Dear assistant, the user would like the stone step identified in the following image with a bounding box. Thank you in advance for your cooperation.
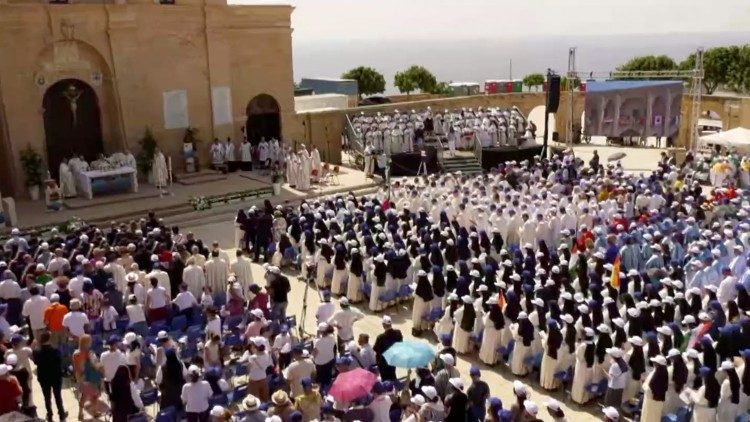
[175,170,228,185]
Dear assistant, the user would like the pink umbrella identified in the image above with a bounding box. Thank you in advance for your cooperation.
[328,368,378,402]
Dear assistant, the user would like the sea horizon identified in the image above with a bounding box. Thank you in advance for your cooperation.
[292,31,750,94]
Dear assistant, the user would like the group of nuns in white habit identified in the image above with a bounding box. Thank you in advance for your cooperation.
[259,147,750,422]
[209,136,284,172]
[284,144,322,191]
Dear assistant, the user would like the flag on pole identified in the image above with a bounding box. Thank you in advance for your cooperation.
[610,255,621,289]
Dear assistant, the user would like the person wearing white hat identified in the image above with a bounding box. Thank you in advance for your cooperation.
[181,364,213,420]
[411,270,434,335]
[545,398,566,422]
[602,405,620,421]
[571,327,596,404]
[478,295,504,365]
[444,378,469,421]
[718,360,741,422]
[641,355,669,422]
[345,248,365,303]
[452,295,480,354]
[603,347,628,408]
[434,354,459,399]
[509,312,533,376]
[327,296,364,353]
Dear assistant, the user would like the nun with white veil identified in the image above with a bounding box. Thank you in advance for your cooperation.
[411,270,434,335]
[369,254,388,312]
[434,294,459,339]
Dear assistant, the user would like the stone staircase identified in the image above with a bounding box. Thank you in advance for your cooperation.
[174,169,227,185]
[442,155,483,175]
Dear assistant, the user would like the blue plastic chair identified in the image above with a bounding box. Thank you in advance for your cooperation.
[127,414,149,422]
[234,363,249,383]
[286,315,297,328]
[179,345,197,362]
[224,334,242,348]
[170,315,188,332]
[116,317,131,333]
[149,320,169,336]
[208,393,228,408]
[187,325,204,342]
[140,389,159,414]
[213,291,227,308]
[156,406,176,422]
[397,284,413,298]
[129,321,149,338]
[224,315,244,333]
[231,384,248,403]
[362,283,372,298]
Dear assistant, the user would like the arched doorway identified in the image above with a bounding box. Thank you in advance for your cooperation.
[245,94,280,145]
[43,79,103,178]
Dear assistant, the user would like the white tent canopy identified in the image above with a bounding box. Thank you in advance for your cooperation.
[699,127,750,147]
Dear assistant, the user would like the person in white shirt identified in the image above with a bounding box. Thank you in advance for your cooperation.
[313,323,337,388]
[21,286,50,341]
[182,365,213,419]
[62,299,90,339]
[315,290,335,325]
[272,324,295,369]
[145,260,171,300]
[100,335,128,382]
[68,271,91,299]
[172,283,198,318]
[243,337,273,402]
[283,347,316,398]
[100,301,119,332]
[0,271,21,300]
[604,347,629,409]
[46,249,69,276]
[126,295,146,325]
[146,277,170,322]
[327,297,364,351]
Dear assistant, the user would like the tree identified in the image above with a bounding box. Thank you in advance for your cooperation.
[393,65,439,94]
[432,81,452,95]
[617,55,678,72]
[522,73,545,91]
[680,46,741,94]
[560,76,581,91]
[341,66,386,97]
[394,70,417,95]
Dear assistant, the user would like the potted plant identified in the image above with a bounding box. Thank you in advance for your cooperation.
[136,127,158,182]
[271,168,284,195]
[20,145,44,200]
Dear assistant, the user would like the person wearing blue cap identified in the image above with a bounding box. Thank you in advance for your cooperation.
[498,408,513,422]
[467,366,489,422]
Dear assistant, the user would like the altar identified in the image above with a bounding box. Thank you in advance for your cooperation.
[75,166,138,199]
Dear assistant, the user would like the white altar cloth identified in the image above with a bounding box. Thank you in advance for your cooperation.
[75,166,138,199]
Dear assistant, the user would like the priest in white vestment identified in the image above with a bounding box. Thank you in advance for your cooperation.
[59,160,77,198]
[104,261,127,294]
[311,147,322,181]
[204,251,229,293]
[146,259,172,299]
[182,258,206,299]
[297,148,312,191]
[239,139,253,171]
[230,250,254,291]
[153,149,169,190]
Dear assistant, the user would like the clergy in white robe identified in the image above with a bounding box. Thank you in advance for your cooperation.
[204,252,229,293]
[223,138,236,170]
[258,139,270,166]
[239,140,253,171]
[59,160,77,198]
[297,149,312,191]
[210,139,225,167]
[231,251,254,292]
[182,259,206,299]
[153,149,168,189]
[105,261,127,294]
[311,147,322,181]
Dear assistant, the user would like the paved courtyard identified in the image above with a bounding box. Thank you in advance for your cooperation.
[19,144,670,421]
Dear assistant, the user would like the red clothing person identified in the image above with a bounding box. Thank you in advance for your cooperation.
[0,369,22,416]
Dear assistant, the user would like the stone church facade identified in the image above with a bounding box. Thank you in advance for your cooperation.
[0,0,295,196]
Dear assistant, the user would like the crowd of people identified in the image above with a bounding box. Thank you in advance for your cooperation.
[352,107,537,159]
[2,141,750,422]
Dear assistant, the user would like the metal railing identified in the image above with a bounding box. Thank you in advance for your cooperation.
[344,114,364,169]
[473,133,483,164]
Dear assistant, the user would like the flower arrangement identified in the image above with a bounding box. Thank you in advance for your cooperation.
[189,196,211,211]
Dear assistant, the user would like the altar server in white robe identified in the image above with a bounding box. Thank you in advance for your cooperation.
[311,147,322,181]
[286,152,298,187]
[182,257,206,299]
[146,256,172,299]
[59,160,77,198]
[223,138,236,164]
[153,148,169,191]
[230,250,254,292]
[452,295,480,354]
[411,270,433,334]
[363,142,374,177]
[204,250,228,293]
[239,139,253,171]
[447,127,458,157]
[478,296,503,365]
[641,355,669,422]
[571,328,596,404]
[258,138,270,167]
[510,312,534,376]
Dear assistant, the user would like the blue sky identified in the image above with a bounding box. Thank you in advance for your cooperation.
[232,0,750,42]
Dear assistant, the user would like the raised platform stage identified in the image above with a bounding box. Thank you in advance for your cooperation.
[480,145,543,171]
[386,147,441,176]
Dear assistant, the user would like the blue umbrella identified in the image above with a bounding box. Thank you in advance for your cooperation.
[382,340,436,368]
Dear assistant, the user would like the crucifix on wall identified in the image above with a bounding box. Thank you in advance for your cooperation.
[62,84,82,127]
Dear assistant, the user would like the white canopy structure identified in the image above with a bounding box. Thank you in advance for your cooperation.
[699,127,750,149]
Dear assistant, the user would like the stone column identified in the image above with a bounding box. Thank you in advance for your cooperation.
[645,92,653,137]
[612,94,622,137]
[664,90,672,138]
